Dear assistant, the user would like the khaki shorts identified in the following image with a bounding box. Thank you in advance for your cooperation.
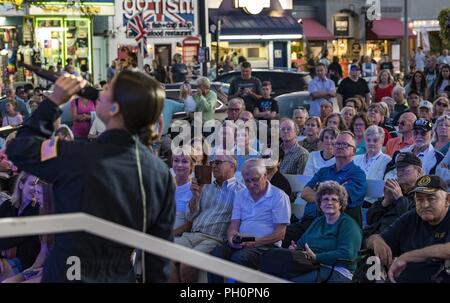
[175,232,223,255]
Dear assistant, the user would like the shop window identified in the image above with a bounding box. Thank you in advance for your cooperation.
[247,48,260,58]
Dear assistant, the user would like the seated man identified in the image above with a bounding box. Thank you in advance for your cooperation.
[171,153,245,283]
[367,175,450,283]
[208,159,291,283]
[363,153,423,240]
[282,132,367,247]
[302,131,367,225]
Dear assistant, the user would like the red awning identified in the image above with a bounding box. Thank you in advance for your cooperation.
[301,18,334,41]
[367,19,415,40]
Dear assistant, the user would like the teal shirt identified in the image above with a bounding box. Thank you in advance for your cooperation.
[355,141,366,155]
[194,90,217,122]
[297,213,362,271]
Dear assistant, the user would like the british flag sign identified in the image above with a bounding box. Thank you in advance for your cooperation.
[127,12,149,57]
[122,0,196,38]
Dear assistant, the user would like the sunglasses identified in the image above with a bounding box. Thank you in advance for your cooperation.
[436,101,449,107]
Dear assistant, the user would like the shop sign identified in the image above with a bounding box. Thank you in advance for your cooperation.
[352,42,361,53]
[334,16,349,37]
[0,0,25,16]
[234,0,270,15]
[123,0,196,38]
[29,3,114,16]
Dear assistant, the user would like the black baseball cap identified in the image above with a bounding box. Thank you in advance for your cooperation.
[413,119,433,132]
[395,152,422,168]
[409,175,447,194]
[350,64,360,71]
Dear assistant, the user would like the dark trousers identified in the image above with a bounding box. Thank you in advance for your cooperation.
[282,217,314,248]
[207,244,273,283]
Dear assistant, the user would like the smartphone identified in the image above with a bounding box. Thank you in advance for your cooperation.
[194,165,212,184]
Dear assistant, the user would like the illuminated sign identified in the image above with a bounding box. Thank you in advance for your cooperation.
[234,0,270,15]
[122,0,196,38]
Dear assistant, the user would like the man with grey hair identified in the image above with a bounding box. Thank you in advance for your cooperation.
[226,97,245,122]
[171,151,245,283]
[368,175,450,283]
[208,158,291,283]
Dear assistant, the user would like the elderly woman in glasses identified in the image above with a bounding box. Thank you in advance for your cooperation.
[300,116,322,153]
[432,115,450,155]
[261,181,362,283]
[304,127,339,176]
[354,125,392,181]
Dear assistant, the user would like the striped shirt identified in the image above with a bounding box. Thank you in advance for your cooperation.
[187,177,245,240]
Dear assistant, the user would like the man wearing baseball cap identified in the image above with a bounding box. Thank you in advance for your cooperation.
[364,152,423,240]
[419,100,433,121]
[368,175,450,283]
[337,64,371,108]
[388,119,444,176]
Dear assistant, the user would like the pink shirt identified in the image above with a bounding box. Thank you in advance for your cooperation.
[70,98,96,138]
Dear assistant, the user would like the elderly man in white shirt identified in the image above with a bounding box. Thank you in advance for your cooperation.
[207,158,291,283]
[386,119,444,179]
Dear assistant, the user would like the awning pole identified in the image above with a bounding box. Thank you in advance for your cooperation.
[403,0,409,76]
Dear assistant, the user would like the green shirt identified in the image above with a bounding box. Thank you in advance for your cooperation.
[194,90,217,122]
[297,213,362,271]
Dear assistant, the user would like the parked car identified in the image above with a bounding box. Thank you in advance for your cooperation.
[275,91,340,119]
[215,69,311,97]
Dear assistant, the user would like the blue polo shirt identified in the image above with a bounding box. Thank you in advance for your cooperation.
[304,161,368,219]
[162,98,185,135]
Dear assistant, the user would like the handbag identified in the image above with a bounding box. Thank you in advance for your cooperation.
[260,248,320,279]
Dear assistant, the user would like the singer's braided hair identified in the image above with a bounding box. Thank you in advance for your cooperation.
[113,70,165,148]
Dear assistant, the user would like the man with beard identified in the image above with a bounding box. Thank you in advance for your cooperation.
[363,153,423,240]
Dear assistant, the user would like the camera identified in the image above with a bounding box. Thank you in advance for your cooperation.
[232,234,255,244]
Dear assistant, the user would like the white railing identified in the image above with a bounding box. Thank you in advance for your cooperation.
[0,213,288,283]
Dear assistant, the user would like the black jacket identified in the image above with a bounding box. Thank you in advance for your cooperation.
[6,99,175,282]
[363,195,415,240]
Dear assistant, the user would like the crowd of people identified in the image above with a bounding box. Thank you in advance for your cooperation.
[0,47,449,283]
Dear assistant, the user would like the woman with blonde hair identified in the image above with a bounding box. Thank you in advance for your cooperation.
[432,115,450,155]
[0,172,54,283]
[340,106,356,129]
[432,96,449,121]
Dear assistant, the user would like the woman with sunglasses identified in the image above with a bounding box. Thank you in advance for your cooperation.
[432,115,450,155]
[432,96,449,121]
[300,117,322,153]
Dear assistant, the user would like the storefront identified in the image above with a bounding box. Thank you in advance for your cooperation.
[366,19,415,74]
[0,2,26,85]
[28,0,114,74]
[410,20,441,54]
[209,0,303,69]
[115,0,200,77]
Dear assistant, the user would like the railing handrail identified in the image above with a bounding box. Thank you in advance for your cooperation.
[0,213,288,283]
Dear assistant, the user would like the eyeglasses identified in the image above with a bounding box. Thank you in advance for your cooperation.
[413,130,429,137]
[228,108,241,112]
[334,142,355,149]
[209,160,231,166]
[436,101,449,107]
[243,175,264,185]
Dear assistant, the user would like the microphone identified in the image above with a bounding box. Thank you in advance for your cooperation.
[20,63,100,101]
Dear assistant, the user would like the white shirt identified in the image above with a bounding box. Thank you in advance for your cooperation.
[89,116,106,137]
[183,96,196,113]
[415,52,426,71]
[304,151,336,176]
[232,182,291,247]
[354,151,391,180]
[401,144,439,175]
